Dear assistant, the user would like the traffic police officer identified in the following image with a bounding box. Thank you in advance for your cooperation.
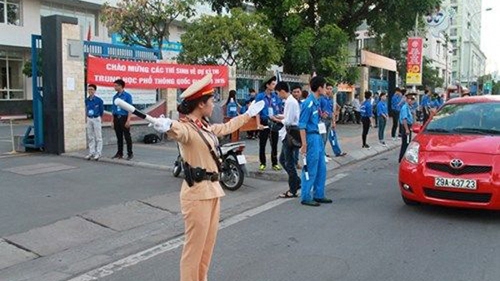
[298,76,333,207]
[152,74,265,281]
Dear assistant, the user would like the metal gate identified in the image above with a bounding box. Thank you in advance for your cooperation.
[24,35,161,150]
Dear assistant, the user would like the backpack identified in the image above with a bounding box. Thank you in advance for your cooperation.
[143,133,161,144]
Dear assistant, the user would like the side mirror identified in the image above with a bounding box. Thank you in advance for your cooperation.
[412,124,423,134]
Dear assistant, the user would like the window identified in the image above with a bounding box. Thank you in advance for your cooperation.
[450,28,457,36]
[0,0,21,25]
[436,43,441,58]
[0,51,24,100]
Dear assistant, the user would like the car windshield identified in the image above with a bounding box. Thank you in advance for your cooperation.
[425,102,500,135]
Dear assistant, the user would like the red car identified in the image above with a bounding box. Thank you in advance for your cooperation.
[399,95,500,210]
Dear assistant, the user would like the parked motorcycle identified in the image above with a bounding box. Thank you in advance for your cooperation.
[172,141,247,191]
[340,104,356,124]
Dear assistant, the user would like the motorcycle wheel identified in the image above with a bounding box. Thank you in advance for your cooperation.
[172,156,182,177]
[220,159,244,191]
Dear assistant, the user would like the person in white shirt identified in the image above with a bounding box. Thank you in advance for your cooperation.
[352,93,361,124]
[275,82,301,198]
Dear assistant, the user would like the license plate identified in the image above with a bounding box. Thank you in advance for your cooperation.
[434,177,477,190]
[236,155,247,165]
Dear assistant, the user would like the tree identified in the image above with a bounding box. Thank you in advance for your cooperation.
[177,8,283,73]
[204,0,440,81]
[421,57,444,89]
[100,0,196,58]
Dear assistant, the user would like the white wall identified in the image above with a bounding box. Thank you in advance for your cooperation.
[0,0,41,48]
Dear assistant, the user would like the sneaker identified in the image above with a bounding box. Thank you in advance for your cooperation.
[325,156,330,163]
[314,197,333,204]
[392,137,397,141]
[301,200,321,207]
[380,141,387,147]
[84,154,93,160]
[126,154,134,161]
[259,164,266,171]
[335,152,347,157]
[363,144,371,149]
[93,155,100,161]
[272,164,282,171]
[111,153,123,159]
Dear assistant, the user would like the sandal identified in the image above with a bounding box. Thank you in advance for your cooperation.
[278,191,298,198]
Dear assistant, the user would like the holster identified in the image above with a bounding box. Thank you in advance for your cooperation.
[183,162,195,187]
[182,162,218,187]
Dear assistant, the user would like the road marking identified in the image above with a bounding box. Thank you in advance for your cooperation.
[67,173,348,281]
[326,173,348,186]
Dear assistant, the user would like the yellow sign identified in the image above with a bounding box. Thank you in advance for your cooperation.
[406,73,422,85]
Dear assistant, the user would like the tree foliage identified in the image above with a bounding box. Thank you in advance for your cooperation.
[100,0,197,58]
[421,57,444,89]
[177,8,283,73]
[204,0,441,82]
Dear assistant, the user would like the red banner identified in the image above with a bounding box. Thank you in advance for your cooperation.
[405,37,423,85]
[86,56,229,89]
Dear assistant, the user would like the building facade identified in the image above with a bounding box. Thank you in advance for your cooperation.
[0,0,195,115]
[449,0,487,91]
[423,27,453,90]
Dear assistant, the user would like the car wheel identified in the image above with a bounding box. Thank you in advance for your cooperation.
[402,195,420,206]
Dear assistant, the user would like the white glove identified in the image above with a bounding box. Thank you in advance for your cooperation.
[152,116,172,133]
[245,100,265,117]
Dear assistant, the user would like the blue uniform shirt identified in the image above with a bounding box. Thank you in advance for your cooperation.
[360,99,373,118]
[298,94,321,134]
[430,98,441,109]
[376,100,388,117]
[85,95,104,118]
[255,91,282,121]
[399,103,414,125]
[421,95,430,108]
[112,91,133,116]
[391,93,403,112]
[319,95,334,118]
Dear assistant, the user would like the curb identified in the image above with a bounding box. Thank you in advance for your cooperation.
[64,142,400,182]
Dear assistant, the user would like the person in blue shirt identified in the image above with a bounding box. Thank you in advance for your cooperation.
[85,84,104,160]
[224,90,240,118]
[320,83,347,158]
[298,76,332,207]
[390,87,404,140]
[111,79,134,160]
[398,92,416,162]
[360,91,373,149]
[255,76,283,171]
[245,88,257,139]
[372,92,379,128]
[376,92,389,146]
[421,89,432,123]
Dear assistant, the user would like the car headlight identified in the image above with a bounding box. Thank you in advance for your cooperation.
[404,142,420,164]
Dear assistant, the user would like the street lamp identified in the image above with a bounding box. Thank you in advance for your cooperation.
[466,8,492,90]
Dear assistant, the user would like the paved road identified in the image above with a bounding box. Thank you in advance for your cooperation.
[0,154,183,237]
[88,149,500,281]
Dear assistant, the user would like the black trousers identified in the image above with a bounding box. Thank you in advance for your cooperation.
[423,109,430,124]
[113,115,133,156]
[361,117,371,146]
[391,110,400,138]
[399,125,412,162]
[259,126,279,166]
[354,111,361,124]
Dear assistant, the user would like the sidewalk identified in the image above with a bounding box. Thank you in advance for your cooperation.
[66,123,401,181]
